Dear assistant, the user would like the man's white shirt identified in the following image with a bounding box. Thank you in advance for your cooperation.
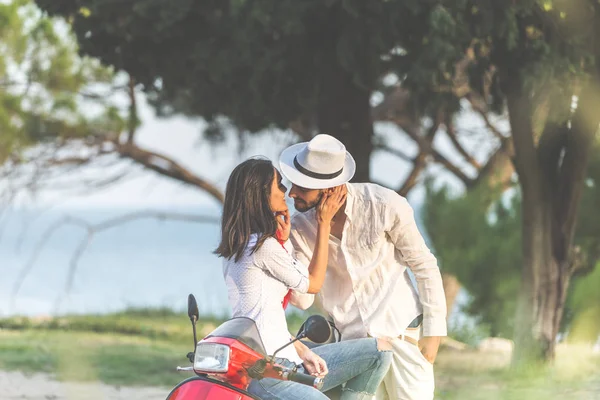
[289,183,447,340]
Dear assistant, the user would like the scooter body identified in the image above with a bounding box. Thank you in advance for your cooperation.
[167,376,258,400]
[166,294,330,400]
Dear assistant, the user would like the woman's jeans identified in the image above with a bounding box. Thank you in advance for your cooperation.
[247,338,392,400]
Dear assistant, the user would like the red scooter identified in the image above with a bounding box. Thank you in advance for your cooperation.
[166,294,332,400]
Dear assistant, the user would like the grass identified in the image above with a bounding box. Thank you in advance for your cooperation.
[434,345,600,399]
[0,329,190,387]
[0,309,599,399]
[0,307,222,343]
[0,307,309,388]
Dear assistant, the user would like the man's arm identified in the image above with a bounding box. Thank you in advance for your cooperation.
[383,191,447,362]
[289,290,315,310]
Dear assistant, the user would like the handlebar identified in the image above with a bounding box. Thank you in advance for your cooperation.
[255,359,325,390]
[285,370,324,390]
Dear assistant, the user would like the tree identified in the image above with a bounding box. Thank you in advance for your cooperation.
[466,1,600,365]
[423,139,600,344]
[0,0,224,209]
[0,0,123,202]
[389,0,600,364]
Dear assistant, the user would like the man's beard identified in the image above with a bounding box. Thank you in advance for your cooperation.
[294,192,323,213]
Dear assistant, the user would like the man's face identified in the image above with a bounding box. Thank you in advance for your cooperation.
[288,184,324,212]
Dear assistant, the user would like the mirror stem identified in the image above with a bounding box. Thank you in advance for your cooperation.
[191,315,198,353]
[271,333,305,361]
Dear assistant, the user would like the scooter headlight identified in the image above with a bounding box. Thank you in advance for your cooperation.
[193,343,230,373]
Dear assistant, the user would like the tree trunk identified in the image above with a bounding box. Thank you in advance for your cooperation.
[512,197,571,364]
[317,65,373,182]
[507,72,600,364]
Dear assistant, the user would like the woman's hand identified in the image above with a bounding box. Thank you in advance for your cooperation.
[316,186,347,225]
[275,209,291,242]
[300,349,329,377]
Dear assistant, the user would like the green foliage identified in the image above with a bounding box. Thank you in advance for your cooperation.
[31,0,598,161]
[575,143,600,268]
[423,183,522,338]
[0,0,123,164]
[447,318,491,347]
[564,142,600,342]
[34,0,452,136]
[567,263,600,343]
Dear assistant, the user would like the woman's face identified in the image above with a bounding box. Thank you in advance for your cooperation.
[269,169,288,213]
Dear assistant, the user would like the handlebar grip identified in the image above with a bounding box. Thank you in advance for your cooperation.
[287,371,324,390]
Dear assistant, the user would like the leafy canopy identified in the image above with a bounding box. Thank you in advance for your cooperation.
[35,0,465,136]
[0,0,123,165]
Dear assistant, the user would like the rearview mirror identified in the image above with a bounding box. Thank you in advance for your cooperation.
[188,294,199,322]
[300,315,331,344]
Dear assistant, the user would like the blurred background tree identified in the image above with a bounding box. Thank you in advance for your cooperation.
[424,139,600,343]
[0,0,124,202]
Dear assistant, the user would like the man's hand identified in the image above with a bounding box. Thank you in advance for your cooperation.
[418,336,441,364]
[301,349,329,377]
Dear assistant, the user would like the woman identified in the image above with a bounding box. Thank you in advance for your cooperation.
[215,158,392,400]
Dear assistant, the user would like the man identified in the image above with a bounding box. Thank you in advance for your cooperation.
[279,134,447,400]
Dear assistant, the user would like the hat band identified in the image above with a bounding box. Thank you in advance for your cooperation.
[293,156,344,180]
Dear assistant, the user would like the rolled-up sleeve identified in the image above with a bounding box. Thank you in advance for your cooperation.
[384,193,447,336]
[256,239,310,294]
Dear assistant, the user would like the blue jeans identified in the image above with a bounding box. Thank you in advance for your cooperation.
[247,338,392,400]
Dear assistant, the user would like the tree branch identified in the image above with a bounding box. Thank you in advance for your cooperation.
[504,82,538,192]
[397,114,444,195]
[127,76,137,144]
[398,151,428,196]
[116,143,224,203]
[469,139,515,190]
[445,116,482,170]
[373,142,413,162]
[467,93,508,141]
[394,118,475,187]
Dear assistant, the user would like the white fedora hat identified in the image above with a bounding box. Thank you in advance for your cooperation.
[279,134,356,189]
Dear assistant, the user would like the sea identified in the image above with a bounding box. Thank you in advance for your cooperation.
[0,206,230,317]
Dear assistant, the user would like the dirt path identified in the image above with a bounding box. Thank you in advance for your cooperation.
[0,370,169,400]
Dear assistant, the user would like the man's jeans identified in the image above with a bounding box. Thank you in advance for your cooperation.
[247,338,392,400]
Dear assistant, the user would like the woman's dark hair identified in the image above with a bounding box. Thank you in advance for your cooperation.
[215,158,279,261]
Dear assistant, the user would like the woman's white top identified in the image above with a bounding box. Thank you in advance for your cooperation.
[223,234,309,365]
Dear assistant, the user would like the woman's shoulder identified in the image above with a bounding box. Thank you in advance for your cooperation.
[253,235,284,254]
[252,235,294,262]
